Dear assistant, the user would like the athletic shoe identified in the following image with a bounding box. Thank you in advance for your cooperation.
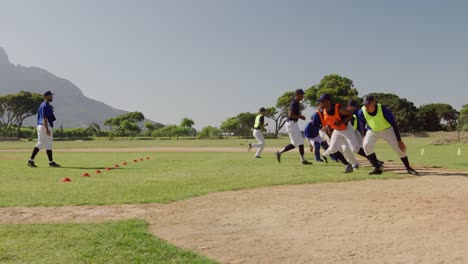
[301,160,313,165]
[322,156,328,163]
[27,160,37,168]
[407,168,420,176]
[344,164,353,173]
[377,160,384,167]
[254,156,262,159]
[369,167,383,175]
[315,159,324,162]
[49,162,61,168]
[275,151,281,163]
[353,165,359,170]
[248,143,252,152]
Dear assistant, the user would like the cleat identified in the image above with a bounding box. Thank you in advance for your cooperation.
[248,143,252,152]
[301,160,313,165]
[407,168,420,176]
[322,156,328,163]
[275,151,281,163]
[369,167,383,175]
[378,160,384,168]
[344,164,353,173]
[27,160,37,168]
[315,159,324,162]
[254,156,262,159]
[49,162,61,168]
[353,165,359,170]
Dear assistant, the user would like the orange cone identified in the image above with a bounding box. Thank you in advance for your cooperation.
[96,170,101,174]
[106,167,112,171]
[82,173,90,177]
[62,177,72,182]
[114,164,120,168]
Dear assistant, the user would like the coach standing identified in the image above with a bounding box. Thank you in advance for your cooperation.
[27,91,61,168]
[358,94,418,175]
[275,89,312,165]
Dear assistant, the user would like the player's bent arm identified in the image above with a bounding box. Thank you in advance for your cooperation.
[336,107,353,126]
[288,109,305,120]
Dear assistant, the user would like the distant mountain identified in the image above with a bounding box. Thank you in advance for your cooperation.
[0,47,153,128]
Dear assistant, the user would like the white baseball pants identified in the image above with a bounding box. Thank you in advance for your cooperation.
[35,125,53,150]
[285,120,303,147]
[251,129,265,157]
[363,127,406,158]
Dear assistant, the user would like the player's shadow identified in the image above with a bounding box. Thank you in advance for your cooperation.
[384,167,468,177]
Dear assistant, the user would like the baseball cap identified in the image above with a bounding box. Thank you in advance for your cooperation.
[362,94,375,105]
[347,99,359,108]
[317,93,332,103]
[295,88,305,95]
[259,107,267,112]
[43,91,54,96]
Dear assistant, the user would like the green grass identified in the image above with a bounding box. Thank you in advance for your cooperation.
[0,137,466,207]
[0,219,216,264]
[0,136,466,263]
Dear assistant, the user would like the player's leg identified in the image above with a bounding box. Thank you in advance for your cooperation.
[252,130,265,158]
[45,129,60,167]
[363,130,383,174]
[341,142,359,169]
[380,128,419,175]
[276,121,296,163]
[28,125,43,167]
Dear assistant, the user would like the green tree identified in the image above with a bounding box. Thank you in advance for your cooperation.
[0,91,43,137]
[180,118,195,128]
[85,122,101,137]
[197,126,222,139]
[220,117,239,133]
[371,93,419,132]
[460,104,468,131]
[417,104,458,131]
[104,111,145,138]
[304,74,359,106]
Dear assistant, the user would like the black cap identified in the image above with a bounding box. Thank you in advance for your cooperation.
[347,99,359,108]
[295,88,305,95]
[259,107,267,112]
[43,91,54,96]
[362,94,375,105]
[317,93,332,103]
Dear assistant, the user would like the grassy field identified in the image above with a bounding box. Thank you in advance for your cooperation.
[0,219,216,264]
[0,136,466,263]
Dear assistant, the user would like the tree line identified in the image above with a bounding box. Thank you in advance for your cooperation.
[1,75,467,139]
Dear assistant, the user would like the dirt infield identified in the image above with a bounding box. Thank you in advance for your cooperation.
[1,147,468,263]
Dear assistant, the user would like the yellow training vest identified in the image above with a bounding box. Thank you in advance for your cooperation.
[254,114,263,129]
[361,103,391,132]
[352,114,358,130]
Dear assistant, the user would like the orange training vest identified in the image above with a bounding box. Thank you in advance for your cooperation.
[316,110,326,127]
[323,104,347,131]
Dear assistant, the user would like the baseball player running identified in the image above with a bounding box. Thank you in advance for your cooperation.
[27,91,60,168]
[304,110,333,162]
[317,93,379,173]
[358,94,419,175]
[275,89,312,165]
[248,107,268,158]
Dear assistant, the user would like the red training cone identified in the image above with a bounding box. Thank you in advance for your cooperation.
[122,162,128,165]
[133,160,138,162]
[96,170,101,174]
[82,173,90,177]
[62,177,72,182]
[114,164,120,168]
[106,167,112,171]
[146,157,150,160]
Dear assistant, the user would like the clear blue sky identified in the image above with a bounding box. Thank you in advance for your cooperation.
[1,0,467,129]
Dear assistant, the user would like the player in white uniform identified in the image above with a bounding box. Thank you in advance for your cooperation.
[275,89,312,165]
[248,107,268,158]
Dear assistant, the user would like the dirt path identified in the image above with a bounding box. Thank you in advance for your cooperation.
[2,163,468,263]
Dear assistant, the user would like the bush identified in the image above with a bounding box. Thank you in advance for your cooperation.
[197,126,223,139]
